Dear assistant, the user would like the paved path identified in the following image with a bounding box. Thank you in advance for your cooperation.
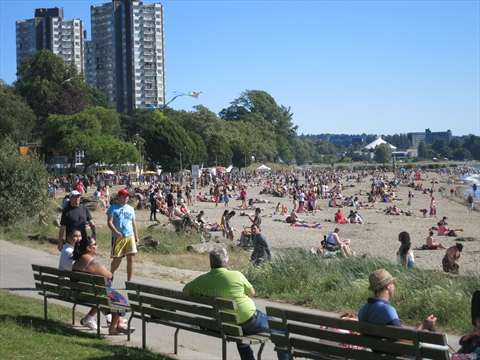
[0,240,461,359]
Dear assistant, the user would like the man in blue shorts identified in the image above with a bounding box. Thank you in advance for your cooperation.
[107,189,139,281]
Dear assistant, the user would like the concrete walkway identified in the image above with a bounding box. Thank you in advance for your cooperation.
[0,240,461,359]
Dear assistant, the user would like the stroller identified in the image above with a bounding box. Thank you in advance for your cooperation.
[239,227,253,249]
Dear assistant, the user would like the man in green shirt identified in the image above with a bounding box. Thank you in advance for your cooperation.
[183,248,286,360]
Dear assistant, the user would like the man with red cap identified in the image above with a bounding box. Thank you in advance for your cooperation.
[107,189,139,281]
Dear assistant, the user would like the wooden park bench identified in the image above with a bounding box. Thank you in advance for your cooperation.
[32,264,131,338]
[266,306,450,360]
[126,282,270,360]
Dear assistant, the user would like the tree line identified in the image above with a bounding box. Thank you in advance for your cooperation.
[1,50,478,173]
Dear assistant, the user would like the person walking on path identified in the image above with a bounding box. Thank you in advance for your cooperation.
[58,190,97,252]
[107,189,139,281]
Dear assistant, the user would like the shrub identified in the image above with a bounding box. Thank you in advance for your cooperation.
[0,138,49,227]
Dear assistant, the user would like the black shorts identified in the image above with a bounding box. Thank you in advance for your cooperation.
[326,244,341,251]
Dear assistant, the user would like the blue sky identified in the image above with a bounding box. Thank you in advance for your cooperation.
[1,0,479,136]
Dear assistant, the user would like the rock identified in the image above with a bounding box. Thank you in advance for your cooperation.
[142,236,159,247]
[81,196,104,211]
[137,199,150,210]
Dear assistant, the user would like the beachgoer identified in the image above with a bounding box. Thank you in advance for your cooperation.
[250,224,272,265]
[325,228,354,257]
[468,193,474,212]
[225,210,236,241]
[426,230,447,249]
[248,208,262,227]
[442,243,463,274]
[358,269,437,331]
[183,248,287,360]
[58,190,97,252]
[458,317,480,354]
[397,231,414,269]
[72,236,133,336]
[107,189,139,282]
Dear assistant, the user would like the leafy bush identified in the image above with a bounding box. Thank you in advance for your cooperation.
[0,138,49,227]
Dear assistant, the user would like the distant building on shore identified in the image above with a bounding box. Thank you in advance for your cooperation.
[408,128,452,148]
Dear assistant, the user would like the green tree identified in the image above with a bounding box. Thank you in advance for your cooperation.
[374,144,392,164]
[463,135,480,160]
[0,80,36,143]
[146,111,195,173]
[448,138,463,151]
[15,50,109,137]
[208,134,233,166]
[219,89,297,152]
[43,107,130,171]
[229,139,251,170]
[0,138,49,226]
[187,131,208,167]
[417,139,428,159]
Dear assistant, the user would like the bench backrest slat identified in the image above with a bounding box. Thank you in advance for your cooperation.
[267,306,449,360]
[33,274,106,295]
[125,282,237,310]
[127,283,245,337]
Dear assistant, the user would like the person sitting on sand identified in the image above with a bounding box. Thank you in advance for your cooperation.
[426,230,447,249]
[437,221,451,236]
[442,243,463,274]
[196,210,206,226]
[335,209,348,224]
[325,228,354,258]
[351,211,363,224]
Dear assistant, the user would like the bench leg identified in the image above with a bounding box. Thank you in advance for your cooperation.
[96,309,101,339]
[72,303,77,325]
[44,297,48,321]
[257,343,266,360]
[222,339,227,360]
[127,313,134,342]
[142,318,147,350]
[174,328,180,354]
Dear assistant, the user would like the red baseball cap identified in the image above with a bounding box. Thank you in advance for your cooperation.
[118,189,130,197]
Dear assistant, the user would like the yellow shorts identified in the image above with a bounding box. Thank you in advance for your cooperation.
[111,235,137,258]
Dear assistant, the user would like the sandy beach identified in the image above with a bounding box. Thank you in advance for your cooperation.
[132,170,479,276]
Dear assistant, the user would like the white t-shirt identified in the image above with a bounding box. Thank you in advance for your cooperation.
[58,243,74,270]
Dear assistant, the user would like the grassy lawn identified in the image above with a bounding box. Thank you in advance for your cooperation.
[0,290,172,360]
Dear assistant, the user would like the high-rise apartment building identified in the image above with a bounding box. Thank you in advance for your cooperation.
[89,0,166,114]
[16,8,85,75]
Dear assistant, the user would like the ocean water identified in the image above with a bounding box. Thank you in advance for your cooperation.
[460,164,480,201]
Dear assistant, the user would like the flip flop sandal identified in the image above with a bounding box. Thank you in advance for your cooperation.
[117,326,135,334]
[109,331,121,336]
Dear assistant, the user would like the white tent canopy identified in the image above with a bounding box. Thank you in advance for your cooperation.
[256,164,271,171]
[364,137,397,150]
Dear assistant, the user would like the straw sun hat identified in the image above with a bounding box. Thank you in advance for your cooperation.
[368,269,397,291]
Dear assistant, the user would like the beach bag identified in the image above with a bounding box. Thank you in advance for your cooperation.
[447,230,457,237]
